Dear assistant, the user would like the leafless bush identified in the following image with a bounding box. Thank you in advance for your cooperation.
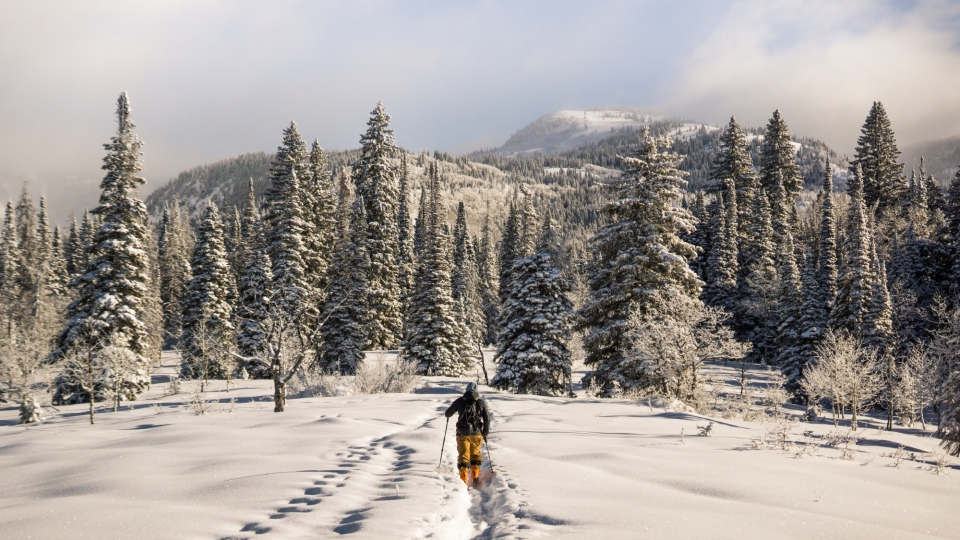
[289,356,421,397]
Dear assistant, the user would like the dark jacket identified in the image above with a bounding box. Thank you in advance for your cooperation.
[444,390,489,436]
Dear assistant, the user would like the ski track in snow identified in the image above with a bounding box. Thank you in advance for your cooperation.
[218,397,550,540]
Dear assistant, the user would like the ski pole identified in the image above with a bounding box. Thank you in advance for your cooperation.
[483,435,494,469]
[439,417,449,468]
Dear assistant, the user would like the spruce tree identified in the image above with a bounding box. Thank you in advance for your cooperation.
[413,183,428,257]
[516,185,539,259]
[402,164,469,376]
[831,165,873,339]
[850,101,904,211]
[492,215,573,395]
[302,140,337,296]
[759,110,802,198]
[78,209,95,267]
[498,198,521,303]
[774,227,802,370]
[352,102,403,349]
[179,203,235,379]
[157,200,192,345]
[477,213,501,345]
[65,213,82,278]
[578,127,700,393]
[54,93,151,403]
[785,246,821,397]
[740,191,778,361]
[263,122,310,323]
[47,226,68,298]
[705,191,738,311]
[235,183,273,378]
[817,165,838,318]
[710,117,758,238]
[318,176,370,374]
[396,155,415,306]
[863,241,893,352]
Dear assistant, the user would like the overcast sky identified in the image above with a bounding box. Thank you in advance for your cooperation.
[2,0,959,221]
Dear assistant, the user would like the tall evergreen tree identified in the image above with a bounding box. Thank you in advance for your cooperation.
[710,117,758,238]
[157,200,192,345]
[179,203,235,379]
[402,164,469,376]
[263,122,310,323]
[54,93,152,402]
[705,191,738,310]
[774,226,802,370]
[352,101,403,349]
[740,191,778,361]
[498,198,521,303]
[817,165,838,318]
[492,215,573,395]
[516,185,539,259]
[850,101,904,211]
[65,213,82,278]
[477,213,501,345]
[785,246,821,397]
[318,176,370,374]
[831,165,873,339]
[396,155,415,306]
[413,181,428,257]
[302,140,337,296]
[578,127,700,393]
[863,240,893,352]
[759,110,802,198]
[235,183,273,378]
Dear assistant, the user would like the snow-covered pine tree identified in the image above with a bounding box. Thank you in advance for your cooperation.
[863,240,893,352]
[65,213,82,278]
[157,200,192,345]
[831,165,873,339]
[352,102,403,349]
[785,246,821,397]
[516,185,539,259]
[850,101,905,212]
[318,177,370,374]
[396,155,415,307]
[710,117,758,241]
[949,169,960,292]
[451,201,485,351]
[686,191,708,280]
[413,183,427,257]
[498,197,520,303]
[759,110,802,199]
[13,187,40,326]
[36,197,52,275]
[302,140,337,296]
[578,127,701,394]
[921,156,944,215]
[0,203,18,328]
[47,226,69,298]
[492,214,573,395]
[939,366,960,456]
[235,182,273,378]
[477,213,500,345]
[263,122,310,324]
[817,164,838,318]
[179,203,235,380]
[78,209,95,267]
[740,191,778,362]
[53,93,152,403]
[705,191,738,311]
[774,225,803,371]
[402,163,469,376]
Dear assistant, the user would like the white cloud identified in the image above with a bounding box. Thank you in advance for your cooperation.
[661,0,960,153]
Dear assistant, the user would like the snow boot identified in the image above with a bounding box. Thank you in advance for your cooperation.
[459,467,469,484]
[471,465,481,483]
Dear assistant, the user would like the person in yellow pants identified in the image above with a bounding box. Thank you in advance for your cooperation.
[444,382,490,485]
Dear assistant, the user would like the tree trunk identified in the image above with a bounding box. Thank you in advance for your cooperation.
[273,377,285,412]
[476,343,489,385]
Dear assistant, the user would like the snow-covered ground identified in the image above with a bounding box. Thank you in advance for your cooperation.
[2,353,959,539]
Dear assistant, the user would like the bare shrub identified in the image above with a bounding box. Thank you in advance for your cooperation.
[289,355,420,397]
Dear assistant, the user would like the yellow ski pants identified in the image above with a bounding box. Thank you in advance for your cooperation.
[456,434,483,468]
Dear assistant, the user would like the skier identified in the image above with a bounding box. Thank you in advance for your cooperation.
[444,382,490,485]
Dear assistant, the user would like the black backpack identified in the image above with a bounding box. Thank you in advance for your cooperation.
[458,397,483,434]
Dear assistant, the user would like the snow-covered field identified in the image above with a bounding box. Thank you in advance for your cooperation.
[2,353,959,539]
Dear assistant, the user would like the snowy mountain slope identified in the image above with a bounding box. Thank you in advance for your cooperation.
[902,135,960,185]
[2,352,958,540]
[493,108,711,155]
